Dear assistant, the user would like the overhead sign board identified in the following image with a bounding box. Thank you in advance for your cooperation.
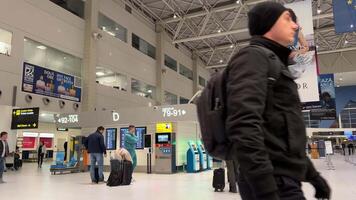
[11,107,39,129]
[156,123,173,133]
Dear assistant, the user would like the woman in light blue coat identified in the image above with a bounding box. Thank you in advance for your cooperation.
[124,125,138,169]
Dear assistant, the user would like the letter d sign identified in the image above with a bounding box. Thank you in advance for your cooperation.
[112,112,120,122]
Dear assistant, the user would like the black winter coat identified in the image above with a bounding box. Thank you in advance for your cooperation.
[225,36,318,197]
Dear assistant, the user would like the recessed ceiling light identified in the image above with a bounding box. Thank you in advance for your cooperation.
[236,0,240,4]
[40,113,46,117]
[219,59,223,63]
[230,44,234,48]
[345,40,349,44]
[351,24,354,28]
[37,45,47,50]
[96,72,105,76]
[102,26,106,30]
[24,38,27,42]
[147,90,152,93]
[115,27,119,31]
[217,29,222,33]
[339,77,343,81]
[173,14,177,19]
[317,8,322,14]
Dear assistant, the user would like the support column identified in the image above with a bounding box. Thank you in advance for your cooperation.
[192,52,199,94]
[155,25,165,105]
[81,0,99,111]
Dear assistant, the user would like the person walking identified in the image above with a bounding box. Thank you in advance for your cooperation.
[84,126,107,183]
[225,2,331,199]
[37,141,46,168]
[124,125,138,170]
[0,132,10,183]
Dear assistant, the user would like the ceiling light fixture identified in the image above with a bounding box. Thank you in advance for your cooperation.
[345,40,349,44]
[236,0,240,4]
[219,59,223,63]
[63,56,66,60]
[230,44,234,48]
[217,29,222,33]
[115,27,119,31]
[351,24,354,28]
[37,45,47,50]
[96,72,105,76]
[317,7,322,14]
[147,90,152,93]
[173,14,177,19]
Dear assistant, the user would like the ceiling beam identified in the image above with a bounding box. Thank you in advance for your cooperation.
[162,0,266,24]
[173,13,334,44]
[318,47,356,55]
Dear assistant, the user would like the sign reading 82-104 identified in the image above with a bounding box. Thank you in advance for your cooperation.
[162,107,187,118]
[57,114,79,124]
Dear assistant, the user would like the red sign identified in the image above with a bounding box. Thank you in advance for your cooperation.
[22,137,36,148]
[40,138,53,148]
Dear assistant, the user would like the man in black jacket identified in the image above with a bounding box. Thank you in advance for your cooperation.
[225,2,330,200]
[84,126,107,183]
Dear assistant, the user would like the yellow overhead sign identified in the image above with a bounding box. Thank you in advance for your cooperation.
[156,123,173,133]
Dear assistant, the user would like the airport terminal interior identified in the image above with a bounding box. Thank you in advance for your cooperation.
[1,0,356,199]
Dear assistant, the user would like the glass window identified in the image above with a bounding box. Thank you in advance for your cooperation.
[96,67,128,91]
[24,38,82,78]
[164,91,178,105]
[180,97,190,104]
[98,13,127,42]
[131,78,156,99]
[50,0,85,18]
[131,33,156,59]
[0,28,12,56]
[199,76,206,87]
[179,64,193,80]
[164,55,177,71]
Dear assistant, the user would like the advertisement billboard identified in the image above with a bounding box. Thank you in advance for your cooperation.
[22,62,81,102]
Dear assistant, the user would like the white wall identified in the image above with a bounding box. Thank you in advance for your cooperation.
[175,121,200,166]
[0,0,84,113]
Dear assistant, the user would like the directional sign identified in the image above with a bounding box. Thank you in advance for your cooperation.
[11,107,39,129]
[162,107,187,118]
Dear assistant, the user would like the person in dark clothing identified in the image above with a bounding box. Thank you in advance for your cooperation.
[225,2,330,200]
[347,142,354,155]
[37,142,46,168]
[341,142,346,155]
[64,141,68,161]
[0,132,10,183]
[226,160,239,193]
[84,126,107,183]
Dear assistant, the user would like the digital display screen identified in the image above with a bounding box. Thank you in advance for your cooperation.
[155,133,170,144]
[144,135,152,148]
[106,128,117,150]
[11,107,39,129]
[120,127,146,149]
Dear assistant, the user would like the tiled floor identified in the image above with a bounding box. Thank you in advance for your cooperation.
[1,154,356,200]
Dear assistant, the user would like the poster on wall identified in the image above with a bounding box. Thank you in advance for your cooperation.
[106,128,117,150]
[332,0,356,33]
[120,127,146,149]
[303,74,337,120]
[22,137,36,149]
[39,138,53,148]
[22,62,81,102]
[285,0,320,102]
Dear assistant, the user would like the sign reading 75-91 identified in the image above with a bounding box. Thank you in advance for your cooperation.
[162,107,187,118]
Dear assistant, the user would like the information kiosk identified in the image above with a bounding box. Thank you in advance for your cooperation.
[186,141,200,173]
[154,123,176,174]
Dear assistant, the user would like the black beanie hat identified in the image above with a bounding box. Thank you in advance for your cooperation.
[248,2,288,36]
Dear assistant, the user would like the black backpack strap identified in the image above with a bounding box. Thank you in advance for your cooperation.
[248,45,283,115]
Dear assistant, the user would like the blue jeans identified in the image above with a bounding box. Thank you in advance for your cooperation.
[90,153,104,182]
[0,157,4,180]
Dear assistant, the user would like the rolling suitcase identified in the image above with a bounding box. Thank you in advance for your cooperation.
[213,168,225,192]
[121,160,133,185]
[107,159,123,187]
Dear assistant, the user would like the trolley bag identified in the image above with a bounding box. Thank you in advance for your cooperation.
[213,168,225,192]
[107,159,123,187]
[94,167,104,183]
[121,160,133,185]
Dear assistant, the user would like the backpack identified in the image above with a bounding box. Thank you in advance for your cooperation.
[196,45,283,160]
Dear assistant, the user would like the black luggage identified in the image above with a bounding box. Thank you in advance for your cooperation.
[107,160,123,187]
[121,160,133,185]
[213,168,225,192]
[94,167,104,183]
